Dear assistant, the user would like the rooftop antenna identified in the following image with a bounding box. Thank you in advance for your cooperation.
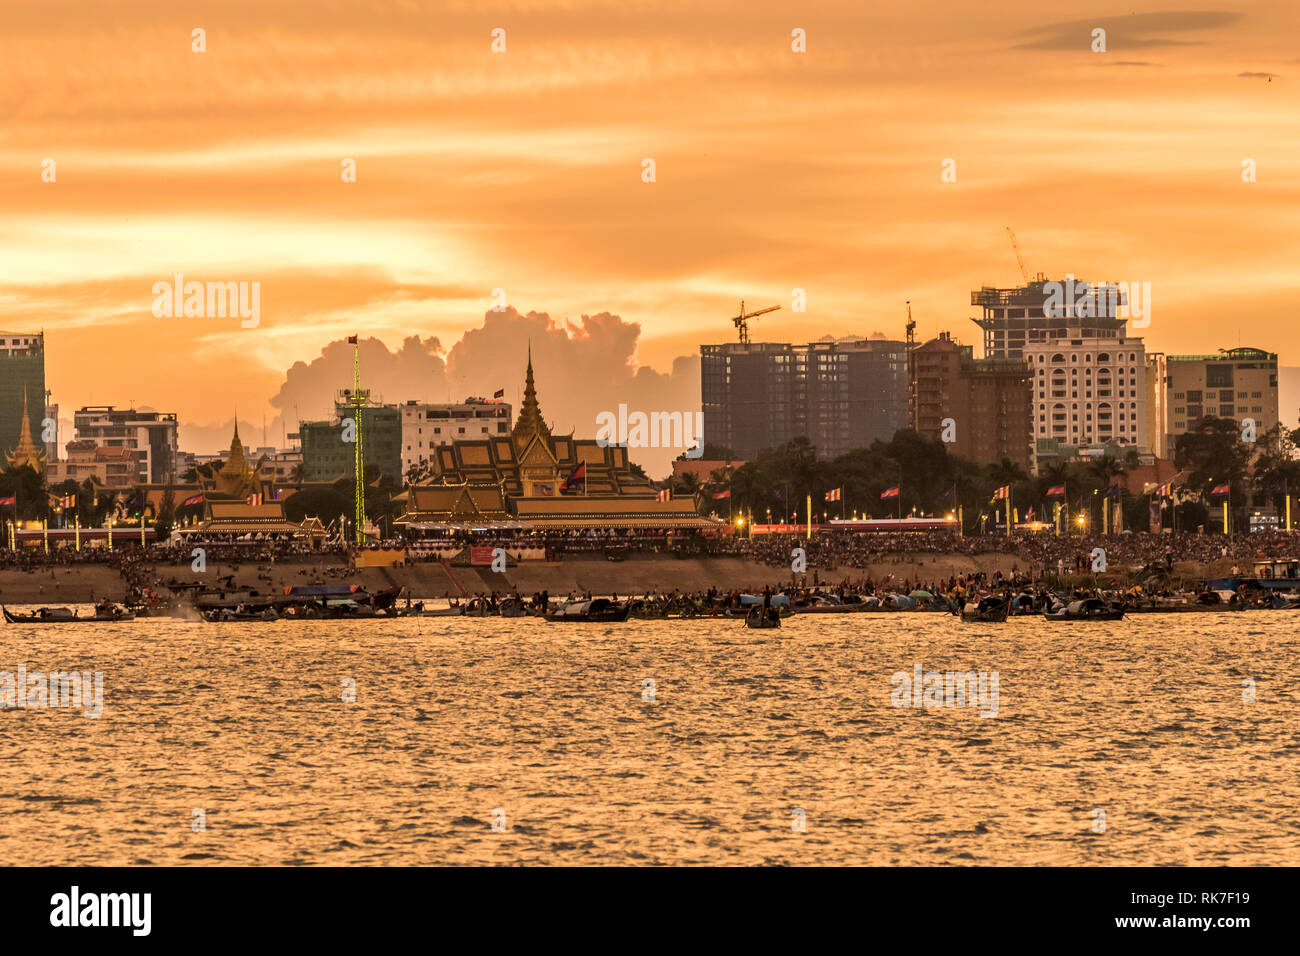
[905,301,916,347]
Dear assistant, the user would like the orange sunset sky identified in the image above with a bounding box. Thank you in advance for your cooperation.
[3,1,1299,474]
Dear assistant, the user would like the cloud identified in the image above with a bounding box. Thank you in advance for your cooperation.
[1237,71,1276,79]
[1015,11,1240,51]
[215,308,700,479]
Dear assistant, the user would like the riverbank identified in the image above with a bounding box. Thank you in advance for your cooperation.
[0,550,1240,605]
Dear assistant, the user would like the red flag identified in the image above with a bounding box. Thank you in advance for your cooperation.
[880,487,899,500]
[182,493,205,507]
[712,489,731,500]
[993,485,1010,500]
[493,388,505,399]
[0,496,14,506]
[561,463,586,491]
[346,335,358,344]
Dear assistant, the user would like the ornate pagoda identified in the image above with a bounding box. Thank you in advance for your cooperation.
[395,348,719,532]
[4,387,45,471]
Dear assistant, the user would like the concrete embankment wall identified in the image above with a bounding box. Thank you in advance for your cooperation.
[0,550,1233,606]
[0,551,1029,605]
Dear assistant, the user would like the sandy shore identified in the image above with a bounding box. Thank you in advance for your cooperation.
[0,549,1232,606]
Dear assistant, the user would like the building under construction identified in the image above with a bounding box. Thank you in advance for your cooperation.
[971,277,1128,359]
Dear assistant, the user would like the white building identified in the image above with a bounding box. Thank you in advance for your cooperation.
[400,398,512,478]
[72,406,180,484]
[1025,329,1147,450]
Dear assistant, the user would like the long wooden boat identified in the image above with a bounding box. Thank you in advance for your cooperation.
[745,606,782,628]
[1042,598,1124,622]
[3,605,135,624]
[545,598,631,623]
[960,596,1010,623]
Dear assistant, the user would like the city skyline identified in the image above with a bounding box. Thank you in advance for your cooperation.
[3,1,1300,464]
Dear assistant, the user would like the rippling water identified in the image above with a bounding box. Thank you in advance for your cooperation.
[1,607,1297,865]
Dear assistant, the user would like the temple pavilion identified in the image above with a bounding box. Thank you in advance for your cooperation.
[395,349,719,534]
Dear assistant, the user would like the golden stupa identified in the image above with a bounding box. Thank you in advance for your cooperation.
[4,387,46,471]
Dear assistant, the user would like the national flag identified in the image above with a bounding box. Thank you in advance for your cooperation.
[246,493,263,506]
[493,388,505,399]
[1210,483,1231,498]
[712,489,731,500]
[992,485,1010,500]
[656,488,670,502]
[182,493,205,508]
[1026,506,1035,521]
[1046,484,1066,498]
[123,490,145,513]
[1104,483,1122,500]
[824,488,841,502]
[0,496,14,506]
[880,486,899,500]
[346,335,358,344]
[942,484,957,504]
[1267,476,1288,496]
[561,463,586,492]
[534,482,556,496]
[61,495,76,509]
[1154,482,1172,497]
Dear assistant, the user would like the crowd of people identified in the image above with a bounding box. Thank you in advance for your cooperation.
[1,528,1296,590]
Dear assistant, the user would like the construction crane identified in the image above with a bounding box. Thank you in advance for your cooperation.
[730,300,780,344]
[905,301,915,346]
[1006,227,1030,284]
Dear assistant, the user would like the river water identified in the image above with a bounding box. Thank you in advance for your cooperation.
[1,608,1296,865]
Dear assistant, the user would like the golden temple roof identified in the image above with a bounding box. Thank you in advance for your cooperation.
[5,387,45,471]
[511,343,553,452]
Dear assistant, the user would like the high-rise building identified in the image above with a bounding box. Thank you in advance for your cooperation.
[971,276,1130,359]
[1144,353,1169,459]
[0,331,46,470]
[1162,348,1279,452]
[400,398,513,478]
[299,391,402,483]
[72,406,179,483]
[700,339,908,459]
[43,401,59,462]
[908,332,1034,470]
[970,277,1152,458]
[1023,332,1148,450]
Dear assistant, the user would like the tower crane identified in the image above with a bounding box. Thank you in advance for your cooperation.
[1006,227,1030,284]
[730,300,780,344]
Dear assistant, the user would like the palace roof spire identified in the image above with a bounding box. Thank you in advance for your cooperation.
[512,342,553,450]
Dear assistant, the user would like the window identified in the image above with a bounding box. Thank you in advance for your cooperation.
[1206,365,1233,388]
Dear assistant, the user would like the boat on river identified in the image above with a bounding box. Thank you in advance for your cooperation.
[3,604,135,624]
[745,605,782,628]
[959,595,1010,623]
[1042,598,1124,622]
[544,598,631,622]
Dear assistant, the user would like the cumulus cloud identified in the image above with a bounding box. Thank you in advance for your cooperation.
[194,308,701,479]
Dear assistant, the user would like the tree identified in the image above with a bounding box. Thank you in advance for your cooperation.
[1175,417,1251,501]
[0,464,48,521]
[282,486,351,524]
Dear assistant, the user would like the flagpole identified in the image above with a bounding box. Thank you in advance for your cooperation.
[1006,489,1011,538]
